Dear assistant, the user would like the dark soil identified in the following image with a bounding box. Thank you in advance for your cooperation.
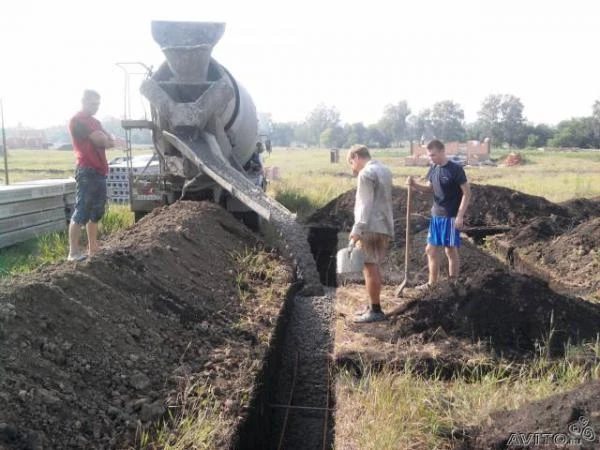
[306,184,571,237]
[389,270,600,358]
[560,196,600,222]
[514,217,600,298]
[340,268,600,365]
[461,380,600,449]
[0,201,292,450]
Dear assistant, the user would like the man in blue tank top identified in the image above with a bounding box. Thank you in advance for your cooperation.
[407,139,471,288]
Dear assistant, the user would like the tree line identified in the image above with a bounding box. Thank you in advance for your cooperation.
[265,96,600,149]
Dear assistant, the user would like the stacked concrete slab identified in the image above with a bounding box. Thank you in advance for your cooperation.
[0,179,75,249]
[107,155,159,204]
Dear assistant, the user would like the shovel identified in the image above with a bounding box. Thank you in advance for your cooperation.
[395,181,412,297]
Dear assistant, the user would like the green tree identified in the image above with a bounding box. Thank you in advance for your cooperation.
[258,112,273,135]
[271,122,296,147]
[378,101,411,146]
[592,100,600,145]
[305,104,341,146]
[549,117,596,148]
[344,122,367,147]
[320,126,346,148]
[477,94,525,147]
[366,124,391,148]
[521,123,555,148]
[406,109,433,142]
[430,100,466,142]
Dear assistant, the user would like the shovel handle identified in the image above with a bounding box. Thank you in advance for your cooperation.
[404,185,411,276]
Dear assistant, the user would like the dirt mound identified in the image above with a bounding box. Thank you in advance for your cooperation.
[0,201,291,449]
[515,217,600,298]
[467,184,568,227]
[463,380,600,449]
[560,196,600,222]
[306,184,569,235]
[388,270,600,358]
[499,215,576,248]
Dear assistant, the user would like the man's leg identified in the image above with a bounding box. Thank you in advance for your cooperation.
[426,243,442,284]
[364,262,382,309]
[87,172,107,257]
[445,246,460,279]
[86,221,99,256]
[354,262,386,323]
[68,221,83,258]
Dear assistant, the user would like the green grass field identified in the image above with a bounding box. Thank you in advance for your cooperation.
[1,146,599,448]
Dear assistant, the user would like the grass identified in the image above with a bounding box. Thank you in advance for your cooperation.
[0,204,133,276]
[137,382,229,450]
[263,148,600,216]
[2,146,600,447]
[0,148,151,183]
[335,353,600,450]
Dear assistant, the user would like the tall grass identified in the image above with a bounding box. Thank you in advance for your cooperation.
[336,354,600,450]
[0,204,133,277]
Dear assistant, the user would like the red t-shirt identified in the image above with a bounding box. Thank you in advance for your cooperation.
[69,111,109,176]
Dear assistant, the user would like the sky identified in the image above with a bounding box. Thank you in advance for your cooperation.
[1,0,599,130]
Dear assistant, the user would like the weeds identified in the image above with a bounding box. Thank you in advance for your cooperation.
[336,347,600,450]
[0,204,133,277]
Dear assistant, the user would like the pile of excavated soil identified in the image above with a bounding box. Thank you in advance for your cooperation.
[336,269,600,370]
[0,201,292,450]
[515,217,600,298]
[335,285,496,379]
[306,184,570,237]
[487,196,600,250]
[560,196,600,222]
[461,380,600,449]
[390,270,600,357]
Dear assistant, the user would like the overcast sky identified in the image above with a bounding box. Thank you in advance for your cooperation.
[1,0,599,129]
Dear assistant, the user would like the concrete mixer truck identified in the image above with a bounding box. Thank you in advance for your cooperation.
[121,20,324,295]
[122,21,272,229]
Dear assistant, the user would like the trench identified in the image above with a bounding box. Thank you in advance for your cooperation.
[233,226,339,449]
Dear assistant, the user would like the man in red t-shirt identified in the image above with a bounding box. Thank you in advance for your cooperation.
[67,90,114,261]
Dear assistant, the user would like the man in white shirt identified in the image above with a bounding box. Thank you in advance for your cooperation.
[347,145,394,323]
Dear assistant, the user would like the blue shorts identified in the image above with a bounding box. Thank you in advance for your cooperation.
[427,216,461,247]
[71,167,107,224]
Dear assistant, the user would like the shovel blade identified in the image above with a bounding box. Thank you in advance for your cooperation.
[394,279,408,297]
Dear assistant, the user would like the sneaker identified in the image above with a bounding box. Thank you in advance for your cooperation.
[67,254,87,262]
[353,310,387,323]
[353,306,370,316]
[414,282,432,292]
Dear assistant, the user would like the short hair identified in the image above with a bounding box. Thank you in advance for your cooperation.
[82,89,100,101]
[347,144,371,163]
[427,139,445,152]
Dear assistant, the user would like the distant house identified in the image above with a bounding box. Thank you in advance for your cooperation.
[6,127,49,149]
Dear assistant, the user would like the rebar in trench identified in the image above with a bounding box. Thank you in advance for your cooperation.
[277,352,299,450]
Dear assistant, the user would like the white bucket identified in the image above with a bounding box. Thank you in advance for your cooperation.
[336,241,365,274]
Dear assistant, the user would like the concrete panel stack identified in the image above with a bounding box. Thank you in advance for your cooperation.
[0,179,75,249]
[107,155,159,203]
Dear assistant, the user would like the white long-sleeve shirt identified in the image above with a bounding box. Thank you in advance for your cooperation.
[351,160,394,237]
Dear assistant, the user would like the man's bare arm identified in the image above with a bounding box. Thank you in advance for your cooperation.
[406,176,433,193]
[454,182,471,229]
[89,130,114,148]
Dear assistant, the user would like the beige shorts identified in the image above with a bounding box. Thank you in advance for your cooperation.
[357,232,390,264]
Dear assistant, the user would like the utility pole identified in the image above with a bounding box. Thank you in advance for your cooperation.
[0,98,8,185]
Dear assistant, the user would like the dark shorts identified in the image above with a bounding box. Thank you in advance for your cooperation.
[357,232,390,264]
[71,167,107,224]
[427,216,461,247]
